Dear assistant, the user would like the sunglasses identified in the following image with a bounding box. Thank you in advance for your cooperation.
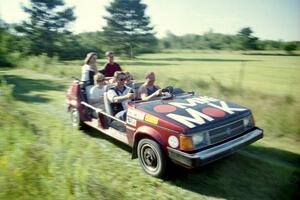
[118,76,127,81]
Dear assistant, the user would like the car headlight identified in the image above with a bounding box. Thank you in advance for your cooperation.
[192,131,210,147]
[243,115,254,129]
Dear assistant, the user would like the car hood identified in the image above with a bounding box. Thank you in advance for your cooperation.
[134,94,251,133]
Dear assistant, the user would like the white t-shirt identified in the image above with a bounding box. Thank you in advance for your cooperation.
[107,86,131,109]
[88,85,105,109]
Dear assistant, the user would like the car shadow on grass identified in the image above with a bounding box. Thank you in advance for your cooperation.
[81,126,299,200]
[166,145,300,200]
[3,74,66,103]
[82,127,132,153]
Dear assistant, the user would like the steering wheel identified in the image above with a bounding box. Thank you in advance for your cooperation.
[161,86,174,100]
[161,86,174,94]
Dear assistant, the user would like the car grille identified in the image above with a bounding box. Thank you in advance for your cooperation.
[209,119,248,145]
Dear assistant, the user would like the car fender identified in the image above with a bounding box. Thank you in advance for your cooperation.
[131,125,166,159]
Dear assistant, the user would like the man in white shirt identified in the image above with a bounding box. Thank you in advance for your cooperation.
[107,71,134,120]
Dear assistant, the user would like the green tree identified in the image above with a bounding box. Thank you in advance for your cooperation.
[16,0,76,57]
[0,19,17,66]
[284,42,298,54]
[103,0,157,57]
[0,19,10,66]
[237,27,259,50]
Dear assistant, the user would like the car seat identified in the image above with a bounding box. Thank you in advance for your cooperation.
[103,84,114,123]
[131,81,144,100]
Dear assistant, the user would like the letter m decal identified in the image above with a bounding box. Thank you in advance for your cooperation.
[166,108,213,128]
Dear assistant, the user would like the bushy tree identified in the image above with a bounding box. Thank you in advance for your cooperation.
[103,0,157,57]
[16,0,76,57]
[0,19,11,66]
[0,19,18,66]
[284,42,298,54]
[237,27,258,50]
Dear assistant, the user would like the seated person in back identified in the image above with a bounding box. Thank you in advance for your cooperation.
[125,71,134,88]
[81,52,98,86]
[88,73,106,110]
[101,51,122,79]
[108,72,116,84]
[107,71,134,120]
[138,71,162,101]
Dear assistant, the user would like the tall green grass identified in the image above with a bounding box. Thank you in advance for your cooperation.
[1,64,299,199]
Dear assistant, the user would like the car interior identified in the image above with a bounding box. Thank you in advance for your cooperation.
[79,78,186,132]
[79,81,144,132]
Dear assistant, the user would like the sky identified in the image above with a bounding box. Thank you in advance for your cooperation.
[0,0,299,41]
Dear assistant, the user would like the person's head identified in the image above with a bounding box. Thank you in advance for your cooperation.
[105,51,114,63]
[125,71,134,84]
[84,52,97,65]
[114,71,127,87]
[145,71,156,86]
[93,73,106,86]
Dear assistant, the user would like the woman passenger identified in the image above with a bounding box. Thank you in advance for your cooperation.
[81,52,98,86]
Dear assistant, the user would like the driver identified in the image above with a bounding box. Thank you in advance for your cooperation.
[107,71,134,120]
[138,71,162,101]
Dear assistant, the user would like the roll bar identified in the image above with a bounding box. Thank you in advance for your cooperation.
[81,101,126,125]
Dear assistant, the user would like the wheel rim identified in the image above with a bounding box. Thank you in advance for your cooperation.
[71,109,79,127]
[140,144,159,172]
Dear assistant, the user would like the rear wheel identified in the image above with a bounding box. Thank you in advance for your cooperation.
[70,107,85,130]
[137,138,168,178]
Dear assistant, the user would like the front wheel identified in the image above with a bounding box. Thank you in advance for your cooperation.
[137,138,168,178]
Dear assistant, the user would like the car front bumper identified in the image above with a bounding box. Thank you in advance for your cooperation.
[167,128,263,168]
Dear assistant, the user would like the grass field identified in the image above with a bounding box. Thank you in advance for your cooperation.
[1,51,299,199]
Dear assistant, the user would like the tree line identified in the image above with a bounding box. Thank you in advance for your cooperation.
[0,0,299,67]
[160,29,299,52]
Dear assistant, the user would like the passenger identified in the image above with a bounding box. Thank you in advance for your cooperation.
[81,52,98,86]
[88,73,106,110]
[107,71,118,84]
[102,51,122,78]
[138,72,162,101]
[107,71,134,120]
[125,71,134,88]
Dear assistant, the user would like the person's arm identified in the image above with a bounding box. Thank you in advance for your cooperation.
[105,76,114,81]
[118,63,122,71]
[139,86,161,101]
[142,90,161,101]
[102,63,108,77]
[113,93,134,103]
[107,89,133,103]
[81,66,89,82]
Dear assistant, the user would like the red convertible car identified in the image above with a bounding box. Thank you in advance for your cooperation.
[66,79,263,177]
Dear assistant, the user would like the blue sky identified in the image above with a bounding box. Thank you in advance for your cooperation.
[0,0,299,41]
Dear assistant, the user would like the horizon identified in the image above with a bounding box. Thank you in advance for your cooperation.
[0,0,299,41]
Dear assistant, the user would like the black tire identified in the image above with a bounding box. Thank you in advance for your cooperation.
[137,138,168,178]
[70,107,85,130]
